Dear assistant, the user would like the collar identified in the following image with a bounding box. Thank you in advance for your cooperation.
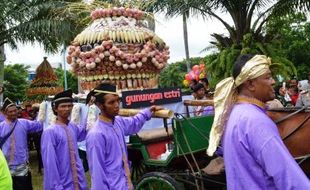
[5,118,17,124]
[237,95,266,110]
[99,115,114,126]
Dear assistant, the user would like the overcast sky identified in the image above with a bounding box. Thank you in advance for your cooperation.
[4,13,229,70]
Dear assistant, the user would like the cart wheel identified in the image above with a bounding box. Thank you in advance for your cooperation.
[135,172,183,190]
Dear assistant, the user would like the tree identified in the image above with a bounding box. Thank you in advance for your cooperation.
[55,67,78,94]
[146,0,310,84]
[3,64,30,102]
[0,0,81,102]
[264,12,310,79]
[144,0,197,72]
[188,0,310,47]
[0,0,80,51]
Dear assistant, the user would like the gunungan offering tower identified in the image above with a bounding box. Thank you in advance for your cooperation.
[67,7,170,91]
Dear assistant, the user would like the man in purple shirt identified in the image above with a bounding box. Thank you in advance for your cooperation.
[86,83,161,190]
[207,54,310,189]
[0,111,5,122]
[41,89,88,190]
[0,98,43,190]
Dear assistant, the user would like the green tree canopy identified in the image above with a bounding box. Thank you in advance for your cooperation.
[3,64,29,102]
[55,67,78,94]
[264,12,310,79]
[0,0,83,102]
[146,0,310,85]
[0,0,81,52]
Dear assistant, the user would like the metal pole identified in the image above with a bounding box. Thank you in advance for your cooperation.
[63,45,68,90]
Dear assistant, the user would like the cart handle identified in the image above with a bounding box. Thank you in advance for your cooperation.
[183,100,214,106]
[119,108,174,119]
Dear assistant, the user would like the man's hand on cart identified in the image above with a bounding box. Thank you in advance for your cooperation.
[150,105,164,113]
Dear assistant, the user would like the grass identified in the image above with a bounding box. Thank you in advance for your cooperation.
[29,150,91,190]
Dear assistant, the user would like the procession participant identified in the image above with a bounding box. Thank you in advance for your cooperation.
[199,77,210,96]
[288,85,299,106]
[289,78,298,87]
[78,89,99,172]
[192,83,214,116]
[0,110,5,122]
[274,85,289,107]
[41,89,88,190]
[86,83,162,190]
[28,104,43,174]
[0,98,43,190]
[207,54,310,189]
[296,73,310,107]
[0,149,12,190]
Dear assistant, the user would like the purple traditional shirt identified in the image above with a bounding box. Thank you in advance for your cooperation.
[86,108,152,190]
[0,118,43,169]
[223,102,310,190]
[0,112,5,123]
[41,122,87,190]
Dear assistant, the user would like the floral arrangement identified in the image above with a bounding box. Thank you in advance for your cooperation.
[67,7,170,91]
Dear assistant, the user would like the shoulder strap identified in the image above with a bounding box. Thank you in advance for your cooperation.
[0,120,18,148]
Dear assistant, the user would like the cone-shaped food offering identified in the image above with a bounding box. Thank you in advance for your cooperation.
[68,7,170,91]
[27,57,63,96]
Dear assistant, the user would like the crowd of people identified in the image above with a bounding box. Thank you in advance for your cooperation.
[0,83,162,190]
[0,98,43,190]
[0,54,310,190]
[271,74,310,108]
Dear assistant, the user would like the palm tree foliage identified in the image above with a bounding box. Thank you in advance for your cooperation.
[145,0,310,46]
[0,0,83,53]
[207,33,298,86]
[0,0,118,97]
[55,0,156,37]
[0,0,80,101]
[144,0,310,85]
[142,0,200,72]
